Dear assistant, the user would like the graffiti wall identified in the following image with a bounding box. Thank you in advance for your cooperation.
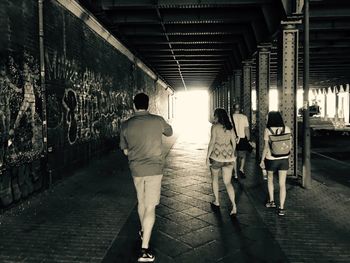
[0,0,44,207]
[44,1,171,180]
[0,0,171,208]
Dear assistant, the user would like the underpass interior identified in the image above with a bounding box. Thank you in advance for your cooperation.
[0,0,350,262]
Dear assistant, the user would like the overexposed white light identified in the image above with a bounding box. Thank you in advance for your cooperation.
[251,88,278,111]
[326,91,336,118]
[252,89,257,111]
[174,90,210,142]
[269,88,278,111]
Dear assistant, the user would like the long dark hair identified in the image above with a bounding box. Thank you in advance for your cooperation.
[266,111,285,128]
[214,108,233,130]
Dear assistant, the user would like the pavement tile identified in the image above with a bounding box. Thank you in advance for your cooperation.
[163,211,194,222]
[3,129,348,263]
[181,207,208,217]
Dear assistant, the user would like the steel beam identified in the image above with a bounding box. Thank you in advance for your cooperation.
[243,60,253,127]
[234,70,242,106]
[277,21,299,177]
[101,0,275,9]
[256,44,271,160]
[302,0,311,189]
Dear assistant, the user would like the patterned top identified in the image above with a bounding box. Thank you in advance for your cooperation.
[209,124,236,162]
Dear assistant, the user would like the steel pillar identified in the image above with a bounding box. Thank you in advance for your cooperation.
[302,0,311,188]
[256,45,271,159]
[242,60,253,126]
[278,21,300,177]
[335,87,339,119]
[229,76,235,115]
[234,70,242,105]
[223,81,229,112]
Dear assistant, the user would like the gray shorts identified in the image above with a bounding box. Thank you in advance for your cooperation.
[133,174,163,207]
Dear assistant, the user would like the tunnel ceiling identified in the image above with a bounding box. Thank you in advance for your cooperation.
[303,0,350,88]
[78,0,350,91]
[78,0,285,90]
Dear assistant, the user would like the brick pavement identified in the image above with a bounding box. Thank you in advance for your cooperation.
[1,128,349,263]
[243,156,350,263]
[0,136,175,263]
[103,132,288,263]
[0,150,136,263]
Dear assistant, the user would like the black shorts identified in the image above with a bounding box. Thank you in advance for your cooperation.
[210,158,234,169]
[265,158,289,173]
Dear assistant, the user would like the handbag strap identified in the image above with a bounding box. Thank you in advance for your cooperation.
[231,114,238,137]
[268,127,285,135]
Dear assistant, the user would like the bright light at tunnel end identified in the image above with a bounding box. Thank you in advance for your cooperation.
[174,89,211,142]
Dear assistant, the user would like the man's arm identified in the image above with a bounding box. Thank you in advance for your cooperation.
[119,121,128,155]
[161,118,173,137]
[244,115,250,140]
[244,126,250,141]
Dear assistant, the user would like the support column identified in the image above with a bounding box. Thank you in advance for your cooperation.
[229,76,235,115]
[234,70,242,105]
[256,44,271,159]
[227,77,231,113]
[324,89,328,119]
[335,86,339,120]
[242,60,253,126]
[278,20,301,177]
[223,81,229,112]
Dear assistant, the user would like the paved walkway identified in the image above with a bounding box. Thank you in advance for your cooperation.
[0,128,349,263]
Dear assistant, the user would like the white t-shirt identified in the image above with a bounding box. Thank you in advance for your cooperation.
[264,126,291,160]
[232,113,249,138]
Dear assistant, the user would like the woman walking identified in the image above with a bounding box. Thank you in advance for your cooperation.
[260,111,291,216]
[206,108,237,215]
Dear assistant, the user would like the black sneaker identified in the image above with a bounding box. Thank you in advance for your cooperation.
[265,201,276,208]
[278,207,285,216]
[138,230,143,240]
[138,248,155,262]
[239,171,246,178]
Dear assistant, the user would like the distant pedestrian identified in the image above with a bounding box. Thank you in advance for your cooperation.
[206,108,237,216]
[120,93,173,262]
[260,111,291,216]
[231,103,251,179]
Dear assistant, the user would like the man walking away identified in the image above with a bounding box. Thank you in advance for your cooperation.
[232,103,250,179]
[120,93,173,262]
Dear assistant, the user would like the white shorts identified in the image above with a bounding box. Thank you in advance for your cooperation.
[133,174,163,207]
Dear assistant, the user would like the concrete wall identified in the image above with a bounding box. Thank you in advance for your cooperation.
[0,0,172,208]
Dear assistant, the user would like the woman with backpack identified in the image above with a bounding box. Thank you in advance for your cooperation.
[260,111,291,216]
[206,108,237,216]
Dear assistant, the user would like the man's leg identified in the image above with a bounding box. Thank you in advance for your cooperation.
[237,151,247,177]
[141,175,163,249]
[141,205,156,249]
[133,176,146,232]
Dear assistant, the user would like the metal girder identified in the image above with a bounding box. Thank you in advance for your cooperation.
[100,0,275,9]
[261,4,282,35]
[309,20,350,30]
[156,63,223,67]
[310,6,350,19]
[277,22,299,176]
[106,8,262,24]
[251,19,269,44]
[256,45,271,159]
[136,43,239,50]
[147,58,227,62]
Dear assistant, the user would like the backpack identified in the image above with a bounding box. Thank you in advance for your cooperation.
[268,127,291,157]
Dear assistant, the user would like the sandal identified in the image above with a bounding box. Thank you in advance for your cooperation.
[230,204,237,216]
[210,202,220,207]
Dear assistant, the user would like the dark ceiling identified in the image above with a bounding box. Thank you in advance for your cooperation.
[78,0,350,91]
